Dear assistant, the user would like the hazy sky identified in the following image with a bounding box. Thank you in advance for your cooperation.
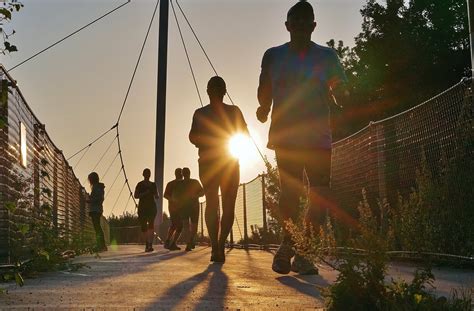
[1,0,366,216]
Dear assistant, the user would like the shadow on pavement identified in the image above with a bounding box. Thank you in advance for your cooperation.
[276,274,329,299]
[147,263,228,310]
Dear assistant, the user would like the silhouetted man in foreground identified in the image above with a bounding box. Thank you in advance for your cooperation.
[134,168,158,252]
[257,0,348,274]
[190,76,248,263]
[163,168,184,251]
[173,167,204,251]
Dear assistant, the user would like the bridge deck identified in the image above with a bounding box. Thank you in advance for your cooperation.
[1,245,473,309]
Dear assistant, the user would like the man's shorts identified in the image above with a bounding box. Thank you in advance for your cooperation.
[169,208,182,229]
[138,207,157,232]
[180,204,199,224]
[275,147,331,188]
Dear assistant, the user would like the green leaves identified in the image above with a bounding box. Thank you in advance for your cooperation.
[17,223,29,235]
[4,201,16,213]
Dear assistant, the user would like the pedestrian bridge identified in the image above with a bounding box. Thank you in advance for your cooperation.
[1,245,473,309]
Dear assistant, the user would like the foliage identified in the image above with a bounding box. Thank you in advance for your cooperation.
[0,0,23,54]
[288,189,473,310]
[390,128,474,255]
[1,167,93,290]
[330,0,470,140]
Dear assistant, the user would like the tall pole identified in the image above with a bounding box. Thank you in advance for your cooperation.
[154,0,169,231]
[468,0,474,75]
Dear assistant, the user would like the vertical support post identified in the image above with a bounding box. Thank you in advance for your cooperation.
[154,0,169,231]
[242,183,248,247]
[261,174,267,237]
[468,0,474,76]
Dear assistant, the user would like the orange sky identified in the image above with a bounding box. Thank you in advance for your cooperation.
[1,0,365,216]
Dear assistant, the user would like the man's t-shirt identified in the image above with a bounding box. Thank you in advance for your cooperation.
[189,104,248,160]
[164,179,182,213]
[134,180,157,212]
[172,178,204,210]
[258,42,347,150]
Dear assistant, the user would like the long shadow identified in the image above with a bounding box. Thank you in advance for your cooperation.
[193,264,228,310]
[146,263,227,310]
[276,275,329,299]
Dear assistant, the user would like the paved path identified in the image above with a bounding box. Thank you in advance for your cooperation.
[1,245,473,309]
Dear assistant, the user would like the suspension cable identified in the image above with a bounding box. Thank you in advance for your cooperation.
[66,123,117,161]
[116,125,137,208]
[175,0,269,166]
[121,194,132,216]
[109,180,127,215]
[8,1,131,72]
[91,134,119,172]
[116,0,160,123]
[104,166,124,200]
[73,144,91,170]
[170,0,203,107]
[101,151,120,180]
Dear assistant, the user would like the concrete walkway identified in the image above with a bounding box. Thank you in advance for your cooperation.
[0,245,473,309]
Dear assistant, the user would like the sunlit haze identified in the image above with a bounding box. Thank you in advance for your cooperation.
[1,0,365,216]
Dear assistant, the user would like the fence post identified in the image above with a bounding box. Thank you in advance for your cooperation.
[261,174,267,239]
[242,183,248,247]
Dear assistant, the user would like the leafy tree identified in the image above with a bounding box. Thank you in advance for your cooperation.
[330,0,470,140]
[1,0,23,54]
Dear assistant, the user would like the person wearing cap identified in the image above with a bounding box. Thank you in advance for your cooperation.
[189,76,248,263]
[257,0,348,274]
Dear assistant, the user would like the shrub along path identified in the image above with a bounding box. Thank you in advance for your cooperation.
[0,245,473,309]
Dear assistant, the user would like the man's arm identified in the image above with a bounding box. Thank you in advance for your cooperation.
[189,111,202,147]
[327,51,349,108]
[163,182,172,201]
[256,50,273,123]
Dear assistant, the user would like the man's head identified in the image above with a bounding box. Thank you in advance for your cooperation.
[285,1,316,42]
[207,76,226,99]
[175,168,183,179]
[143,168,151,180]
[182,167,191,179]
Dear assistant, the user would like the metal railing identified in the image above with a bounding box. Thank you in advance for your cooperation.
[0,66,95,261]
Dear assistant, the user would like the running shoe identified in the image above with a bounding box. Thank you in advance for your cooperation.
[168,242,181,251]
[272,241,295,274]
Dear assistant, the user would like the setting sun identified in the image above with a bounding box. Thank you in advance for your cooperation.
[228,133,258,166]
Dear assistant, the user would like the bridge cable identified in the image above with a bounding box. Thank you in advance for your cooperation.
[104,165,124,200]
[170,0,203,107]
[8,1,131,72]
[175,0,269,166]
[113,0,160,212]
[109,180,128,215]
[101,151,120,180]
[73,144,91,170]
[66,124,117,161]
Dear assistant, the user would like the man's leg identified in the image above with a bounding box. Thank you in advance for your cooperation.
[199,160,220,260]
[217,161,239,262]
[292,149,332,274]
[273,148,304,274]
[186,206,199,251]
[165,209,177,249]
[169,213,183,251]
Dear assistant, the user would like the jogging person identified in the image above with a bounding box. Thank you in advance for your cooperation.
[163,168,184,251]
[87,172,107,252]
[189,76,248,263]
[134,168,158,252]
[257,0,348,274]
[173,167,204,251]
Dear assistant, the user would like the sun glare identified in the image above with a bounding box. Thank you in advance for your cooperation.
[228,133,257,165]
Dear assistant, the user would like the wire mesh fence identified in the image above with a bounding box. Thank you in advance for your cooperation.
[0,66,96,261]
[196,77,473,248]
